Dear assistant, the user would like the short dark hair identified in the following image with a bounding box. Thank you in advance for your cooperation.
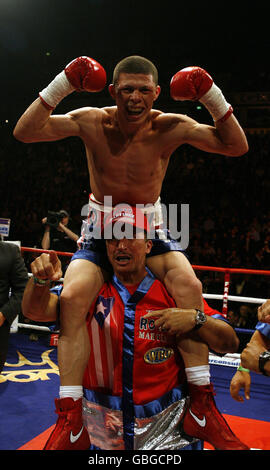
[113,55,158,85]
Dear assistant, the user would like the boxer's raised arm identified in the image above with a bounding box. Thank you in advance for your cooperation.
[170,66,249,157]
[13,99,81,142]
[13,56,106,143]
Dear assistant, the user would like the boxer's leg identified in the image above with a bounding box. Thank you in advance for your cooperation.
[59,258,106,386]
[146,251,209,369]
[44,258,106,451]
[147,251,249,449]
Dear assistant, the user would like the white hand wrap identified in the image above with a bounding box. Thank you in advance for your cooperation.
[199,83,233,123]
[39,71,75,110]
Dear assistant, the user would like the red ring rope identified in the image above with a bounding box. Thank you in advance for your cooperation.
[20,247,270,318]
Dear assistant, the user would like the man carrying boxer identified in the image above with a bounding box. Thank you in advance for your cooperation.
[14,55,248,449]
[22,207,248,450]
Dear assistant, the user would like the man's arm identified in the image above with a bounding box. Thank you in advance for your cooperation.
[58,223,79,242]
[22,277,58,322]
[41,225,51,250]
[182,114,247,157]
[13,56,106,143]
[241,329,270,373]
[13,98,81,143]
[169,66,249,157]
[144,307,239,354]
[22,251,62,322]
[230,329,270,402]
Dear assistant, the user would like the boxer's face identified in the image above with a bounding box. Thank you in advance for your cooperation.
[109,73,160,124]
[106,233,152,278]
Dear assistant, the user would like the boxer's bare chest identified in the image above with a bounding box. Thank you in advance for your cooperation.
[88,115,167,174]
[80,108,177,203]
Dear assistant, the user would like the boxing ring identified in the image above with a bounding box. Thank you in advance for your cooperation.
[2,246,269,450]
[16,247,269,344]
[13,247,269,360]
[12,247,270,371]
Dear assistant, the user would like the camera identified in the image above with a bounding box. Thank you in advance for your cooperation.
[46,210,68,229]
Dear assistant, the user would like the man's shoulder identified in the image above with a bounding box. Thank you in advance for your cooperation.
[0,241,20,254]
[152,109,189,131]
[69,106,115,120]
[82,106,118,128]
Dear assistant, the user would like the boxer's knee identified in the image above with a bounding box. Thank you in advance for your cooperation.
[60,259,104,323]
[60,278,98,329]
[60,284,90,320]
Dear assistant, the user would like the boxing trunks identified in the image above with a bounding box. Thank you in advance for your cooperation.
[71,194,184,271]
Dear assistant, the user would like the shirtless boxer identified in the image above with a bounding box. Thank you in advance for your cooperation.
[13,55,248,449]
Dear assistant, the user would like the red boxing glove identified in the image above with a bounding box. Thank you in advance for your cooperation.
[39,56,107,110]
[170,66,233,123]
[65,56,107,92]
[170,66,213,101]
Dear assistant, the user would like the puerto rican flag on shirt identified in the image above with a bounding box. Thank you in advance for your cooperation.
[87,291,120,392]
[82,271,226,400]
[50,274,227,400]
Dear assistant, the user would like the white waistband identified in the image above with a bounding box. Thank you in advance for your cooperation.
[89,194,163,226]
[89,193,160,212]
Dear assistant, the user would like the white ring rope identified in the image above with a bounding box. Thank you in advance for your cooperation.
[203,293,267,304]
[12,254,268,368]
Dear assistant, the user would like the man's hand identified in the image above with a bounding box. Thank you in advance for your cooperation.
[258,300,270,323]
[230,370,251,402]
[31,251,62,281]
[143,308,196,335]
[241,341,267,372]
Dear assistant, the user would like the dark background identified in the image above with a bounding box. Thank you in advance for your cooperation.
[1,0,269,120]
[0,1,269,327]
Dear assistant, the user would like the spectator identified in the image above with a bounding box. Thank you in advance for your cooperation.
[236,305,254,330]
[0,241,28,372]
[41,210,78,251]
[227,310,240,328]
[230,300,270,403]
[41,210,79,272]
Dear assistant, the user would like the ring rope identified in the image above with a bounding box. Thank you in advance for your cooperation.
[15,247,269,367]
[203,293,267,304]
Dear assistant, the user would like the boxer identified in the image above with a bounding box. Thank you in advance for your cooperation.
[14,55,248,449]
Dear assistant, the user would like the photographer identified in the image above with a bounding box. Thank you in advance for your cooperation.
[41,210,79,271]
